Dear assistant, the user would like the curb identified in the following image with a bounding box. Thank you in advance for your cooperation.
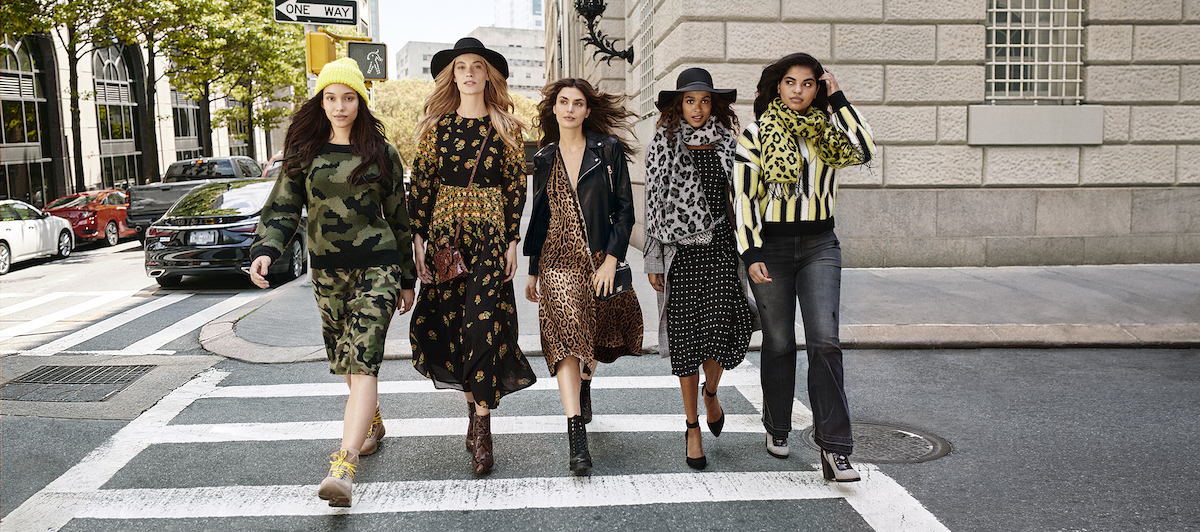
[201,291,1200,364]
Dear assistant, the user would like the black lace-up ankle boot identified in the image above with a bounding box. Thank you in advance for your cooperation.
[567,415,592,474]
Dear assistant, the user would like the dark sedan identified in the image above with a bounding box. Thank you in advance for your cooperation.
[144,178,305,288]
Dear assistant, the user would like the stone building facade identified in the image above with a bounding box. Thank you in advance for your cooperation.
[546,0,1200,266]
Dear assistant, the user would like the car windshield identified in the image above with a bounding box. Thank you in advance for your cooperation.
[166,179,275,217]
[45,195,95,209]
[163,160,236,182]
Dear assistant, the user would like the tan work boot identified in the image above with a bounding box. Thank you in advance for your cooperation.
[318,449,358,507]
[360,406,386,456]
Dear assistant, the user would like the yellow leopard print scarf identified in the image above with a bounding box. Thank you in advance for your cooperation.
[759,97,858,196]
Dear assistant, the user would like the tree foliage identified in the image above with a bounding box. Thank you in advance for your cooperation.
[373,80,542,166]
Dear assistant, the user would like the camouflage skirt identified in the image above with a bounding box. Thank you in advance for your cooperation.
[312,265,401,377]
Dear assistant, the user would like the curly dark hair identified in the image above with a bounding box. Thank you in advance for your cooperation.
[535,78,637,159]
[753,53,828,119]
[654,92,739,146]
[282,91,391,186]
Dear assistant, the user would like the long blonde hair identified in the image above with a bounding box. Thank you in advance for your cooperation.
[416,59,525,149]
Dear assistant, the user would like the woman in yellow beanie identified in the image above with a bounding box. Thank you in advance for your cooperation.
[249,56,417,507]
[408,37,536,475]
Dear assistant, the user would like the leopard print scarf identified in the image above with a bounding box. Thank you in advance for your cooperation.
[759,96,838,198]
[644,117,737,244]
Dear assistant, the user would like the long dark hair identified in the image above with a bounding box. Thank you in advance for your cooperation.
[655,92,739,146]
[753,53,828,119]
[281,91,391,186]
[536,78,637,159]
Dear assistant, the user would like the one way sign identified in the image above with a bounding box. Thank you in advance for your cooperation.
[274,0,358,26]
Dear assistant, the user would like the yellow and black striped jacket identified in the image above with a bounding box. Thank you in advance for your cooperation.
[732,91,875,266]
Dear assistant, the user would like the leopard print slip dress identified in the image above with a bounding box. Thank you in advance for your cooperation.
[537,154,643,374]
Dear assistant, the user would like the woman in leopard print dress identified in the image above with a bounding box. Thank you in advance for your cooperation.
[524,78,642,474]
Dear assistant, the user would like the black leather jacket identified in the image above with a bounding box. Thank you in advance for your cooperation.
[523,131,635,275]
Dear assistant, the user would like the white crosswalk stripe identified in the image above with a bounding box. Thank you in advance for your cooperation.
[121,292,257,355]
[1,365,950,531]
[22,293,194,356]
[0,291,73,317]
[0,291,134,340]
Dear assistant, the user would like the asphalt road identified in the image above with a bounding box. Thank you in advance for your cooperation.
[2,241,1199,530]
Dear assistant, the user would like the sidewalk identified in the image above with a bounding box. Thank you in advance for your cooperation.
[200,258,1200,364]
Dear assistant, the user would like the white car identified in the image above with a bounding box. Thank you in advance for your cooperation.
[0,199,75,275]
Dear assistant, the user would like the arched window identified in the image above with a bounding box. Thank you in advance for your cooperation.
[1,35,51,206]
[93,45,140,188]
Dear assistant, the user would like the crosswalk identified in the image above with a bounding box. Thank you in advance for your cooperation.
[2,363,950,530]
[0,290,258,356]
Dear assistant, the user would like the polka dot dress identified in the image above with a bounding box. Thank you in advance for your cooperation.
[665,149,754,377]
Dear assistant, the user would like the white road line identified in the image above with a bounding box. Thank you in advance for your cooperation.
[0,291,73,317]
[0,291,134,340]
[23,293,193,356]
[204,368,765,399]
[0,369,230,532]
[122,293,259,354]
[61,469,947,532]
[152,414,766,444]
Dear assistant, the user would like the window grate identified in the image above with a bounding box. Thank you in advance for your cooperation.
[985,0,1084,101]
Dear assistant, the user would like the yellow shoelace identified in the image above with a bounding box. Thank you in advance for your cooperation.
[366,409,383,438]
[328,451,357,479]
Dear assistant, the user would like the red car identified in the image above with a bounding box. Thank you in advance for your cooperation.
[43,189,137,246]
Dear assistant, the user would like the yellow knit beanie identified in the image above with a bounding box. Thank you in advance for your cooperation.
[315,57,370,107]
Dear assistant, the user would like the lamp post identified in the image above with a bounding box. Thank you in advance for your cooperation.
[573,0,634,65]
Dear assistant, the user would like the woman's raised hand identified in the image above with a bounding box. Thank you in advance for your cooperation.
[820,69,840,95]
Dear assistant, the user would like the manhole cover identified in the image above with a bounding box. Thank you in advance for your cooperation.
[1,365,156,402]
[800,422,950,464]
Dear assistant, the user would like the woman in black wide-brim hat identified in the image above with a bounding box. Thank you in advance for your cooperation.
[408,36,537,475]
[644,67,756,470]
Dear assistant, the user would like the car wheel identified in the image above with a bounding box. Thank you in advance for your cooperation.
[56,230,73,258]
[0,242,10,275]
[105,221,120,246]
[156,274,182,288]
[270,240,305,284]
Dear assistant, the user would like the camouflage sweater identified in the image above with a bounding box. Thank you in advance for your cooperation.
[251,143,417,289]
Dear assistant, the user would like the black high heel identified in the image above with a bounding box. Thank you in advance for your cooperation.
[685,420,707,470]
[702,381,725,437]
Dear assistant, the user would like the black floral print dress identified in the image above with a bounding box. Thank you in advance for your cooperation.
[408,113,537,408]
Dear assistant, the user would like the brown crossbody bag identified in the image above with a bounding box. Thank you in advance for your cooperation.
[433,124,492,284]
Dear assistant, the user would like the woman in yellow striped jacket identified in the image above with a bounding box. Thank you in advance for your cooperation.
[732,52,876,482]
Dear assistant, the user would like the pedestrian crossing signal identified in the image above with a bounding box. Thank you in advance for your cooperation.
[347,42,387,81]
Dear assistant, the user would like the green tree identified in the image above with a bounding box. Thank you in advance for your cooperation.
[372,78,434,165]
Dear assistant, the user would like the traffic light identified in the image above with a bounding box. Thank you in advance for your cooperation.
[305,31,336,75]
[347,42,387,80]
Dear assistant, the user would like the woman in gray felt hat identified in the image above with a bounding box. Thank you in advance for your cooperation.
[644,67,756,470]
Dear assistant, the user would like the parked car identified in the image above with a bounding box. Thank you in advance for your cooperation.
[143,178,305,288]
[0,199,75,275]
[126,156,263,242]
[43,189,137,246]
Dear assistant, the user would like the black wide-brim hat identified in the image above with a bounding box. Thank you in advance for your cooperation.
[655,67,736,111]
[431,37,510,79]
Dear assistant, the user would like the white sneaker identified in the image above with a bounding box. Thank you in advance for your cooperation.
[317,450,357,507]
[765,433,789,459]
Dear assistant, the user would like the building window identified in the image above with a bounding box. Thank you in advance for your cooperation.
[227,98,248,157]
[636,0,656,115]
[986,0,1084,101]
[171,89,202,160]
[2,35,53,205]
[93,45,140,188]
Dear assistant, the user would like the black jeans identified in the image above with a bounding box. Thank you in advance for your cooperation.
[749,231,853,455]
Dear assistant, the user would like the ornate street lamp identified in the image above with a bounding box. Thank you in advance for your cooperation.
[573,0,634,65]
